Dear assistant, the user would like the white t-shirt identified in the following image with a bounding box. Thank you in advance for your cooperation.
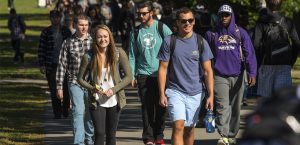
[95,68,117,107]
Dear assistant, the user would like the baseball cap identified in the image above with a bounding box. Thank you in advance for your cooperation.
[218,5,233,14]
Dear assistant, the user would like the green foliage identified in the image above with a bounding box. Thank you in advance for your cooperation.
[188,0,300,18]
[281,0,300,17]
[0,0,49,80]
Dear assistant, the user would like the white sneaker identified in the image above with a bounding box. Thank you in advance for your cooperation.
[217,137,230,145]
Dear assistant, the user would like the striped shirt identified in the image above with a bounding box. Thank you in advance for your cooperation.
[56,33,92,90]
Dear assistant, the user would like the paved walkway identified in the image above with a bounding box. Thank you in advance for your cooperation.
[0,79,256,145]
[42,86,256,145]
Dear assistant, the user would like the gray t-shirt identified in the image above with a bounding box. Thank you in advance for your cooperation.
[157,32,213,95]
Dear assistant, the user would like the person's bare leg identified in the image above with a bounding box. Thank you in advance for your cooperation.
[172,120,184,145]
[183,127,194,145]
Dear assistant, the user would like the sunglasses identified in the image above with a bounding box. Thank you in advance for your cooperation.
[179,18,194,24]
[137,11,150,16]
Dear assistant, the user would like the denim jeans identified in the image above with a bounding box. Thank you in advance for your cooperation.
[68,83,94,145]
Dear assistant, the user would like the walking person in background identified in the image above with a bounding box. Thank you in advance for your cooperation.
[77,25,131,145]
[253,0,300,98]
[8,8,26,64]
[56,14,94,145]
[205,4,257,145]
[8,0,14,10]
[86,5,104,31]
[128,1,172,144]
[158,7,214,145]
[100,0,112,27]
[119,0,135,52]
[38,10,72,119]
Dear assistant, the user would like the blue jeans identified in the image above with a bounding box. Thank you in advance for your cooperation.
[68,83,94,145]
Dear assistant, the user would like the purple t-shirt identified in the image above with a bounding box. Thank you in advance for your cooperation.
[158,32,213,96]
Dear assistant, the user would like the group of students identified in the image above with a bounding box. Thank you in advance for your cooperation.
[38,11,132,145]
[36,0,299,145]
[127,1,255,145]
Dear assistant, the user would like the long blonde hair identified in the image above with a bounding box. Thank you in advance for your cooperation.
[91,25,116,82]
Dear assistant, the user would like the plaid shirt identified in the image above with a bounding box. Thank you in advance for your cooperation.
[37,26,71,72]
[56,34,92,90]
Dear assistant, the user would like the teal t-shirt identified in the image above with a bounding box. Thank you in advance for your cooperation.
[128,20,172,77]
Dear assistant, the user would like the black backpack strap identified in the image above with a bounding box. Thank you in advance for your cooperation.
[170,34,177,56]
[196,34,208,91]
[158,21,164,40]
[209,31,216,56]
[133,24,141,57]
[235,25,245,61]
[278,17,292,45]
[196,34,204,54]
[168,34,177,73]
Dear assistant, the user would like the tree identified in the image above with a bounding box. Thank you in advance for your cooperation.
[185,0,300,28]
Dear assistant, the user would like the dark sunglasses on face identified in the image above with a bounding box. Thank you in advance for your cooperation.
[219,12,231,17]
[179,18,194,24]
[137,11,150,16]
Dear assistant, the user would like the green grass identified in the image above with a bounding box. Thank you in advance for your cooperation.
[0,0,51,79]
[0,0,51,144]
[0,83,47,145]
[293,57,300,70]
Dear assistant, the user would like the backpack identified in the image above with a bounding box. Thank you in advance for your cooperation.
[132,21,164,56]
[262,17,292,65]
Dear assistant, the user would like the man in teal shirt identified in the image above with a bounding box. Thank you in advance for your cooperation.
[128,1,172,145]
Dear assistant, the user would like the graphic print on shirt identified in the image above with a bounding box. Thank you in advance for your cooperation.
[142,33,156,49]
[218,35,237,50]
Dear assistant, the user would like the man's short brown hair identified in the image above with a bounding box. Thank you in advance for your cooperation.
[175,7,194,20]
[74,14,89,25]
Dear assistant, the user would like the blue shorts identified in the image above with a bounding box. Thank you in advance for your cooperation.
[165,88,203,127]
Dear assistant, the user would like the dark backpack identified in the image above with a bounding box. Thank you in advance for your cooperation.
[262,17,292,65]
[132,21,165,56]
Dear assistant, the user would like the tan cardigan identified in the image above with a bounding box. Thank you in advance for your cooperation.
[77,48,132,109]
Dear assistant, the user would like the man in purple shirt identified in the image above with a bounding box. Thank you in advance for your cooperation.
[205,5,257,145]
